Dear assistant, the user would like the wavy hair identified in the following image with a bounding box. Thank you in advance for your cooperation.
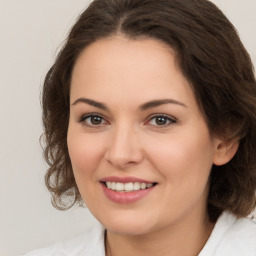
[42,0,256,221]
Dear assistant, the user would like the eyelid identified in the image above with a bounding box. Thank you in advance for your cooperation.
[145,113,177,126]
[78,113,110,126]
[77,112,176,128]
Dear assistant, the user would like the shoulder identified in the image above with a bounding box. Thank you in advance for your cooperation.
[200,211,256,256]
[24,223,105,256]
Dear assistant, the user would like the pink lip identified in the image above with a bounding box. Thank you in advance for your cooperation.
[100,176,156,204]
[100,176,154,184]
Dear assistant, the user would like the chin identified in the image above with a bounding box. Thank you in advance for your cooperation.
[98,212,159,236]
[106,222,153,236]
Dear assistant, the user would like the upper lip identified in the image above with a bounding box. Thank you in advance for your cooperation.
[100,176,156,184]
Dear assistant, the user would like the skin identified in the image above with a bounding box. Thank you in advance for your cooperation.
[67,35,238,256]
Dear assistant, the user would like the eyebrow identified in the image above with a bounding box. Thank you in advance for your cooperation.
[139,99,187,110]
[72,98,108,110]
[71,97,187,111]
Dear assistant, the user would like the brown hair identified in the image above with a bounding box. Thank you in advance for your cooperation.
[42,0,256,221]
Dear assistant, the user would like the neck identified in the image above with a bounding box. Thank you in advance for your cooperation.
[105,210,214,256]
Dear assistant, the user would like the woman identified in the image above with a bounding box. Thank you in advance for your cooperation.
[26,0,256,255]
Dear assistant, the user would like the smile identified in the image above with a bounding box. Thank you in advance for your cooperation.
[100,177,157,203]
[104,181,154,192]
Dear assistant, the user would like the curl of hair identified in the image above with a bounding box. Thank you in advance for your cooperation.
[42,0,256,220]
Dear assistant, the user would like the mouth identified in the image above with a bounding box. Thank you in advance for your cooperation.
[100,177,157,203]
[100,181,158,193]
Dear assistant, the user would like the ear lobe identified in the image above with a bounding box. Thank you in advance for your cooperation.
[213,140,239,166]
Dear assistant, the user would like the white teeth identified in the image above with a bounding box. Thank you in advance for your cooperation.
[115,183,124,191]
[106,181,112,189]
[124,182,133,192]
[104,181,154,192]
[140,183,146,189]
[133,182,140,191]
[111,182,116,190]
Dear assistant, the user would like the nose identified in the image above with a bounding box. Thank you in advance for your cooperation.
[104,124,144,169]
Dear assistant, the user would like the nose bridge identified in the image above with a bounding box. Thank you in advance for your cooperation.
[105,121,143,168]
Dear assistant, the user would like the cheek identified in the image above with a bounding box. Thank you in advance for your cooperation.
[67,129,108,206]
[67,130,105,179]
[147,132,214,215]
[145,129,214,186]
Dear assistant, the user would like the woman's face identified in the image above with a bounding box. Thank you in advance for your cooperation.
[68,36,221,236]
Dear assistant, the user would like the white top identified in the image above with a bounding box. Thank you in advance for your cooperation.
[25,212,256,256]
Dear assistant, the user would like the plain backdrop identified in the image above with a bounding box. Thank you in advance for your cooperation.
[0,1,255,255]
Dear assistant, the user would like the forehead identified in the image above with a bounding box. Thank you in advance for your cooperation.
[72,36,176,79]
[70,36,196,108]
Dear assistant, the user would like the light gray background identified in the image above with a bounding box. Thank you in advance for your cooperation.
[0,1,255,255]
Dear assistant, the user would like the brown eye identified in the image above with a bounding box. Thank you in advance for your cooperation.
[90,116,103,125]
[155,116,168,125]
[147,115,176,127]
[80,114,108,126]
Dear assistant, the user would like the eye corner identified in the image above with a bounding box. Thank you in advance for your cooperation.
[78,113,110,127]
[145,114,177,127]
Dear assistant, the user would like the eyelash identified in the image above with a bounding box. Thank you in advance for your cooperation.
[146,114,176,127]
[78,113,176,128]
[79,113,108,127]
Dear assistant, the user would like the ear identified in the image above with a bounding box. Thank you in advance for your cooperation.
[213,139,239,166]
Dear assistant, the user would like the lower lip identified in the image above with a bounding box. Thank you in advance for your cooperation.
[101,183,155,204]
